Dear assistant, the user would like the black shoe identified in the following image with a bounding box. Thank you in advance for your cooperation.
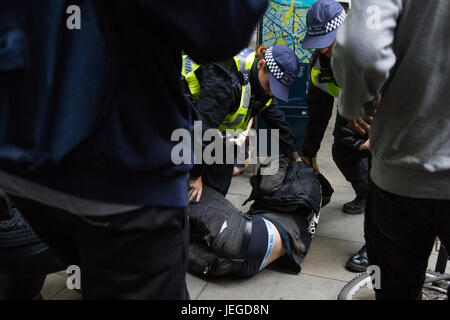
[346,245,368,272]
[342,197,366,214]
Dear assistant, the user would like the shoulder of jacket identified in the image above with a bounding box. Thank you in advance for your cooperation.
[213,59,237,79]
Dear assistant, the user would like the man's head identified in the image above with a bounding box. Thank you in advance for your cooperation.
[256,45,299,102]
[302,0,346,58]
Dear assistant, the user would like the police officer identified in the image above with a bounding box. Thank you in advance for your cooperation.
[301,0,371,272]
[183,45,302,201]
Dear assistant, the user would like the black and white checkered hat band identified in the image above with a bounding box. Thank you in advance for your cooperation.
[265,47,284,80]
[307,9,346,36]
[325,9,346,33]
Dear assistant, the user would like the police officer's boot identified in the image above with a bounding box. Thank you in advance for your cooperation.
[345,245,368,272]
[342,197,366,214]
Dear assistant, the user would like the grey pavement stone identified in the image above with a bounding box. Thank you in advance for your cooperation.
[300,236,365,282]
[225,193,252,213]
[186,273,208,300]
[316,156,350,188]
[41,273,67,300]
[228,172,253,197]
[317,189,365,243]
[196,269,346,300]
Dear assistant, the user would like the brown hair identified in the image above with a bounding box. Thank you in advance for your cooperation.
[255,44,267,59]
[255,44,269,73]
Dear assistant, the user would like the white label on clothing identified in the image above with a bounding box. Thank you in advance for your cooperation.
[259,218,275,271]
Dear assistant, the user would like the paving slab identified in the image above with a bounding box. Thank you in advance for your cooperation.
[228,172,253,197]
[317,189,365,243]
[225,193,252,213]
[186,273,209,300]
[315,156,350,188]
[196,269,346,300]
[41,273,67,300]
[300,236,365,282]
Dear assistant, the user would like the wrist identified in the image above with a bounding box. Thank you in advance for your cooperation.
[289,151,300,161]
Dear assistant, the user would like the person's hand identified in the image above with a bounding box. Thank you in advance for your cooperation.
[188,176,203,202]
[229,118,253,148]
[359,139,371,151]
[348,117,373,136]
[303,156,320,174]
[229,133,247,148]
[290,151,302,162]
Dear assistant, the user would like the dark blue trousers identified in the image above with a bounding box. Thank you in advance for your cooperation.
[332,140,370,200]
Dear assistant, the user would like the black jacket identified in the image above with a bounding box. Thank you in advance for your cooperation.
[302,51,367,158]
[0,0,268,207]
[246,159,324,274]
[192,58,299,155]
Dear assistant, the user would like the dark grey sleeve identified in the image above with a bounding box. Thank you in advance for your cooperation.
[332,0,402,119]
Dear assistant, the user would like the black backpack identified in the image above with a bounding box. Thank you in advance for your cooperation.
[244,159,323,214]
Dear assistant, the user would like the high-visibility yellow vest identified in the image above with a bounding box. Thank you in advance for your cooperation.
[182,49,272,133]
[181,54,202,101]
[310,56,340,98]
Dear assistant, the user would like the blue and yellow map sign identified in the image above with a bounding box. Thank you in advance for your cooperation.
[260,0,317,64]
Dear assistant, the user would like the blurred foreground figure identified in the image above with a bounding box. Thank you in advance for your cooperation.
[0,0,267,299]
[333,0,450,300]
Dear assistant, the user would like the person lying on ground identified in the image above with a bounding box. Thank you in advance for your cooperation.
[187,156,333,277]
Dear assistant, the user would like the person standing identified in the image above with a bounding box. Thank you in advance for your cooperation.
[333,0,450,299]
[0,0,268,299]
[300,0,371,272]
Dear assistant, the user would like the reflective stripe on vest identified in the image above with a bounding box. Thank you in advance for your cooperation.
[310,57,340,98]
[181,55,201,101]
[218,49,256,133]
